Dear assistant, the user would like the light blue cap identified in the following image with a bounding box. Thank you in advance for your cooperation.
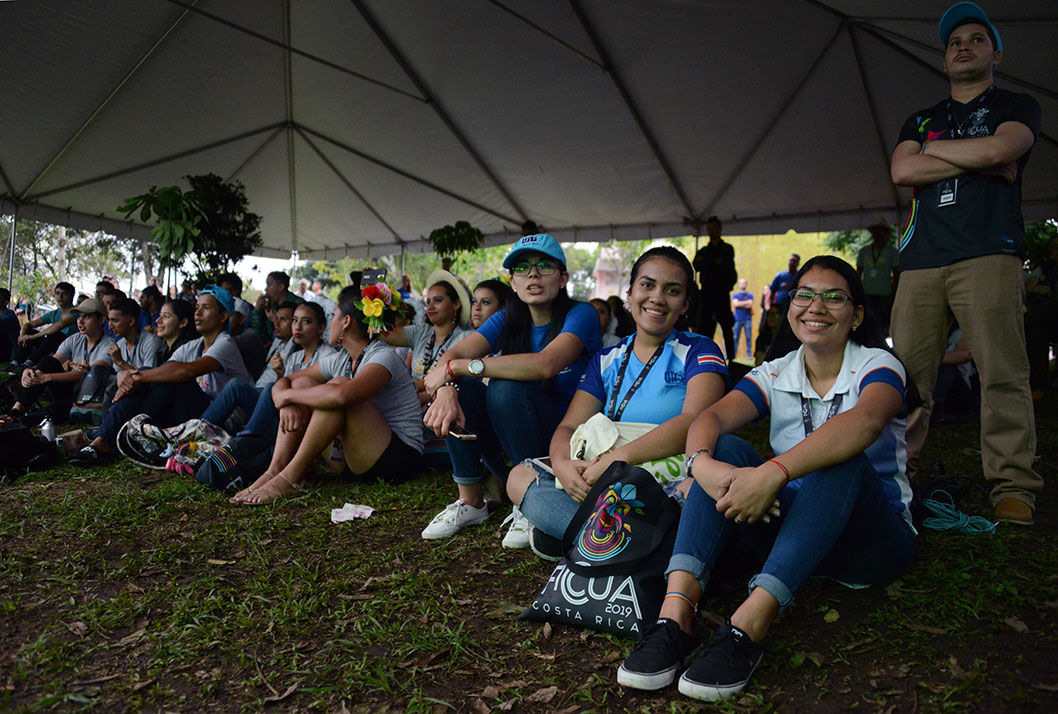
[939,2,1002,53]
[502,234,567,270]
[198,284,235,316]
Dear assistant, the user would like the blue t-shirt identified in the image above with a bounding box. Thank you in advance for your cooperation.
[138,309,160,331]
[41,307,78,337]
[476,302,602,407]
[578,330,728,424]
[731,291,754,322]
[770,271,796,306]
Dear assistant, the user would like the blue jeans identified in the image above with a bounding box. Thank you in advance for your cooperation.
[97,381,212,447]
[240,385,280,437]
[518,462,581,539]
[668,435,915,612]
[446,378,564,486]
[733,319,752,357]
[201,380,262,429]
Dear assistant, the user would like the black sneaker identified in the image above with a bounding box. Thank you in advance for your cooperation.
[678,622,763,701]
[528,527,563,562]
[68,445,116,467]
[617,618,700,690]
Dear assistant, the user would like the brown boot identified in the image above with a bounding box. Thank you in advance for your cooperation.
[994,498,1034,526]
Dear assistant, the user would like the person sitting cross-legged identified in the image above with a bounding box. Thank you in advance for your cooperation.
[617,255,915,701]
[8,298,114,422]
[506,246,728,554]
[69,285,252,466]
[230,282,423,505]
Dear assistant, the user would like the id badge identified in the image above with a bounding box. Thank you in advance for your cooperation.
[938,179,957,207]
[868,268,878,279]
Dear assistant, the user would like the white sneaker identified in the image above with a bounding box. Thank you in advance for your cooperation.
[421,499,490,540]
[501,506,531,549]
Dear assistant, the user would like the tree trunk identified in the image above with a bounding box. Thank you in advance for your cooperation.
[56,226,68,281]
[140,237,155,284]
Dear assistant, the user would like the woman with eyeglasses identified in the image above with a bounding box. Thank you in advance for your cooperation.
[421,235,602,541]
[618,255,915,702]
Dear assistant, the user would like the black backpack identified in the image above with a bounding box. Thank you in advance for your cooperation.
[0,415,60,482]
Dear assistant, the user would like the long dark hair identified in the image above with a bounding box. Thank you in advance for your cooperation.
[497,265,578,357]
[627,245,697,332]
[428,280,462,326]
[474,279,512,310]
[163,299,198,341]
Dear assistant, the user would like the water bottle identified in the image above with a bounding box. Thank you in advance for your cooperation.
[40,417,57,443]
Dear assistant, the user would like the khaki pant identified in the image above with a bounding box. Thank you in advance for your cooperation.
[891,254,1041,508]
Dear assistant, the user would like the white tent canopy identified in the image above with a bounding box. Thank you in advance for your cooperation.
[1,0,1055,262]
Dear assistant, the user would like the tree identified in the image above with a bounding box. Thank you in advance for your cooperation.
[183,173,262,284]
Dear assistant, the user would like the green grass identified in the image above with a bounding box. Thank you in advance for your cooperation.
[1,399,1056,712]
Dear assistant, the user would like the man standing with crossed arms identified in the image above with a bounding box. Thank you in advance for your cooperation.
[890,2,1042,525]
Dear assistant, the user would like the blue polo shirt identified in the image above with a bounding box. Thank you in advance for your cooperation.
[578,330,727,424]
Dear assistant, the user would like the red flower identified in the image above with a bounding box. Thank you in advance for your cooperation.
[361,285,381,300]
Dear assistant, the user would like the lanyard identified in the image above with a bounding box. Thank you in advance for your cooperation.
[945,85,993,139]
[422,329,455,377]
[607,341,666,421]
[800,394,843,437]
[351,344,368,379]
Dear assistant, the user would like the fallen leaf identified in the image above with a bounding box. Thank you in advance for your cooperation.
[335,701,351,714]
[531,653,555,661]
[454,598,474,606]
[948,655,967,680]
[823,609,840,623]
[481,685,499,698]
[71,674,121,686]
[206,559,233,566]
[579,630,592,641]
[843,636,876,651]
[498,602,523,615]
[497,679,528,689]
[908,623,946,635]
[805,652,824,667]
[66,621,88,637]
[1004,617,1030,633]
[542,622,553,640]
[527,686,558,703]
[472,699,491,714]
[263,682,298,703]
[496,701,513,712]
[1032,683,1058,692]
[131,678,155,692]
[554,707,580,714]
[116,628,146,646]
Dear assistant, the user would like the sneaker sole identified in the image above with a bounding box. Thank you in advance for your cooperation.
[501,534,530,549]
[677,655,761,701]
[528,531,563,562]
[617,663,679,690]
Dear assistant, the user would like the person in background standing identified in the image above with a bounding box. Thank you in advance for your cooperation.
[856,220,900,333]
[730,278,754,360]
[692,216,737,360]
[769,254,801,312]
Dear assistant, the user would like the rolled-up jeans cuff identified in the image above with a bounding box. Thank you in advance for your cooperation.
[748,573,794,613]
[666,554,708,592]
[450,468,485,486]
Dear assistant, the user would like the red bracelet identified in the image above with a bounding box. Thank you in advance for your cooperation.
[445,361,456,382]
[768,458,791,484]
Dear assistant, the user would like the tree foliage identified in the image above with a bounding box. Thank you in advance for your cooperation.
[184,173,262,284]
[427,221,484,259]
[117,185,205,269]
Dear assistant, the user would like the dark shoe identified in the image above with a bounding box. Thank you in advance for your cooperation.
[68,445,116,466]
[678,622,763,701]
[618,618,700,690]
[994,498,1033,526]
[528,527,563,562]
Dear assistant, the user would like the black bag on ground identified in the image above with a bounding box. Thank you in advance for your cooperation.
[195,432,274,491]
[520,461,680,639]
[0,415,60,482]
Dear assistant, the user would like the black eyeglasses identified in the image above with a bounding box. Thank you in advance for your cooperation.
[511,260,559,277]
[790,289,853,308]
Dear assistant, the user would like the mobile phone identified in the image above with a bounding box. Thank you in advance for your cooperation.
[359,268,387,287]
[449,424,477,440]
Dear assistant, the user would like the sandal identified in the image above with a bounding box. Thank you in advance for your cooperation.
[239,473,302,506]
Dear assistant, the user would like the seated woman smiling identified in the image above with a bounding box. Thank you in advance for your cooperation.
[617,255,915,702]
[505,246,728,553]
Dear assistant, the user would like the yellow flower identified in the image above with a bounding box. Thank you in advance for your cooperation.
[362,298,385,318]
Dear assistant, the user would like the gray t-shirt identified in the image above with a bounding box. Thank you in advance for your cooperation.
[255,337,300,388]
[284,342,337,377]
[56,333,115,367]
[169,333,252,399]
[317,341,423,452]
[401,324,470,381]
[115,331,166,372]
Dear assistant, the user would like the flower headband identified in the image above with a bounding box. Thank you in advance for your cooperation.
[354,281,403,336]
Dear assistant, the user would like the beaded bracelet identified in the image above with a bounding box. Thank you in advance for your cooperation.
[442,380,460,392]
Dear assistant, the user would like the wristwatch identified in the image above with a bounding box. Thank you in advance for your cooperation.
[685,448,713,476]
[467,358,485,376]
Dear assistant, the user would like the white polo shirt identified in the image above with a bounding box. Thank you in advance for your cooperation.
[734,341,912,526]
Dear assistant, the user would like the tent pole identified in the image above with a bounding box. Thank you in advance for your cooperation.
[7,204,17,292]
[400,245,406,276]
